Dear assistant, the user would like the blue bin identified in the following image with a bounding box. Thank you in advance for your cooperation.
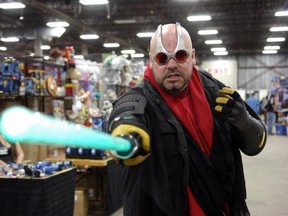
[275,124,287,135]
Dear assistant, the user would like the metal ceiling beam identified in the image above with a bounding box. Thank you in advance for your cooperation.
[21,0,147,54]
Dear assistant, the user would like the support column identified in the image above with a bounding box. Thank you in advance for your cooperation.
[34,37,43,57]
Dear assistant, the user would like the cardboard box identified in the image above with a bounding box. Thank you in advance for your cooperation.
[74,188,89,216]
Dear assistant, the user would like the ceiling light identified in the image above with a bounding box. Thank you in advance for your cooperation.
[0,2,25,9]
[114,19,136,24]
[1,37,19,42]
[79,0,109,5]
[266,37,286,42]
[264,45,280,50]
[205,40,222,44]
[136,32,154,38]
[0,47,7,51]
[80,34,99,39]
[262,50,277,54]
[131,53,145,58]
[275,11,288,16]
[46,21,70,27]
[211,47,226,52]
[103,43,120,48]
[198,30,218,35]
[121,49,135,54]
[214,51,228,56]
[270,26,288,32]
[187,15,211,21]
[51,27,66,38]
[41,45,51,50]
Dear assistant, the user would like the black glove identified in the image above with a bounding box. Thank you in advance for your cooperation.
[215,87,267,155]
[215,87,249,129]
[110,124,150,166]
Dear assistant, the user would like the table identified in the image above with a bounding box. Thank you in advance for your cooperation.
[47,157,113,167]
[47,157,123,215]
[0,167,76,216]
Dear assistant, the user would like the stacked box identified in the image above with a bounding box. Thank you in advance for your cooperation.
[74,188,89,216]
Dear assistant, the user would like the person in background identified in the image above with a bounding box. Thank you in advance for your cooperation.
[108,23,267,216]
[0,135,24,166]
[265,94,278,135]
[246,92,260,115]
[260,95,268,123]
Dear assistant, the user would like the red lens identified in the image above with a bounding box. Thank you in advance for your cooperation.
[175,50,188,62]
[155,52,168,64]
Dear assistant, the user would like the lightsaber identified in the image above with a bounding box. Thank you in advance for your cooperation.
[0,106,136,159]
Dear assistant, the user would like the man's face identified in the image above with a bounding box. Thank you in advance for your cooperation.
[150,25,195,95]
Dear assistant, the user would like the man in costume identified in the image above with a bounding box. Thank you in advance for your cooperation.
[108,23,266,216]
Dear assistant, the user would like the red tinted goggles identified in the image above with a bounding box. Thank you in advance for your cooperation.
[154,49,189,65]
[153,22,190,66]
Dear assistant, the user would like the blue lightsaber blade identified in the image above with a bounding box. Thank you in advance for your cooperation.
[0,106,133,155]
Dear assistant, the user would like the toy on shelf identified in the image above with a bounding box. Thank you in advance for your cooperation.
[68,66,81,95]
[52,100,65,119]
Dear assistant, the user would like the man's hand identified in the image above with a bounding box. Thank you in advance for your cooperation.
[215,87,249,129]
[111,124,150,166]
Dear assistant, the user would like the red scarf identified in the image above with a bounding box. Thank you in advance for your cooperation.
[144,65,213,216]
[144,65,213,155]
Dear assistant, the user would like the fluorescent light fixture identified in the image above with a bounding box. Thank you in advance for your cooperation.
[103,43,120,48]
[270,26,288,32]
[132,53,145,58]
[266,37,286,42]
[80,34,99,39]
[262,50,277,54]
[0,47,7,51]
[0,2,25,9]
[205,40,222,44]
[40,45,51,50]
[114,19,136,24]
[264,45,280,50]
[79,0,109,5]
[187,15,211,21]
[51,27,66,38]
[214,51,228,56]
[1,37,19,42]
[211,47,226,52]
[275,11,288,16]
[121,49,136,54]
[137,32,154,38]
[46,21,69,27]
[198,30,218,35]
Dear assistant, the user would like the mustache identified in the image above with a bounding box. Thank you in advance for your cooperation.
[164,70,182,78]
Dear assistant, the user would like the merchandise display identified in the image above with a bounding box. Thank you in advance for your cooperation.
[0,48,143,215]
[0,166,76,216]
[0,160,73,178]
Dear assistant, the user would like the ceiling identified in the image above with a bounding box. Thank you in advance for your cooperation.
[0,0,288,61]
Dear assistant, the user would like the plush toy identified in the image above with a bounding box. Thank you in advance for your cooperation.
[100,100,113,120]
[78,89,92,127]
[68,67,81,95]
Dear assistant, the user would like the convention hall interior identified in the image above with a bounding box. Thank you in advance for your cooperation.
[0,0,287,216]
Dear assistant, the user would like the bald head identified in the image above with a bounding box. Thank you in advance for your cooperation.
[150,23,193,56]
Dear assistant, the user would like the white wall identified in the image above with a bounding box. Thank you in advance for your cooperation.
[199,59,238,89]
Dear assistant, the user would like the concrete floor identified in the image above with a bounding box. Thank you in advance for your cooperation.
[244,134,288,216]
[109,134,288,216]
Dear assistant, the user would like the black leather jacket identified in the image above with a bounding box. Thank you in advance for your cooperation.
[109,70,256,216]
